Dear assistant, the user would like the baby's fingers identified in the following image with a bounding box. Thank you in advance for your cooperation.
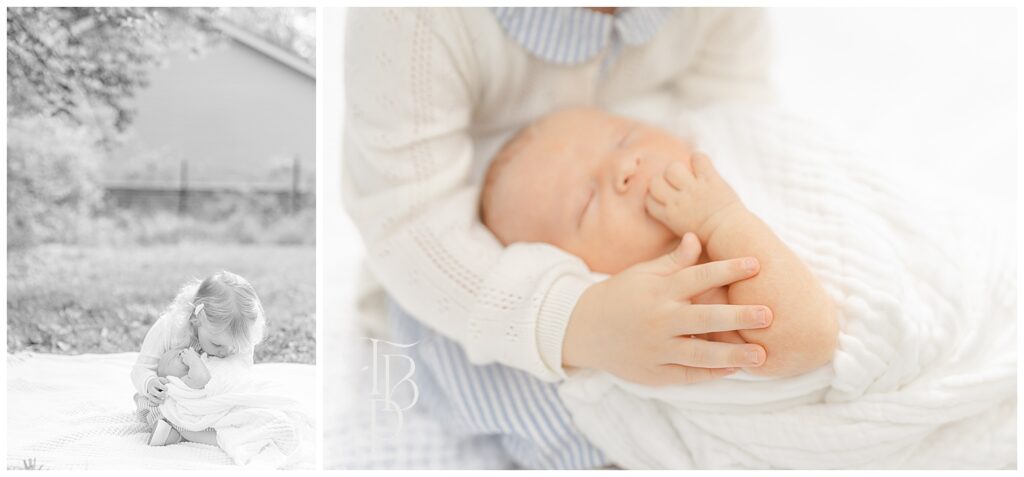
[647,174,676,204]
[645,195,668,224]
[664,160,693,189]
[691,152,719,180]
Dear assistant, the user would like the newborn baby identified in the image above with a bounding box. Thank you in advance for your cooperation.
[157,347,212,390]
[480,108,839,377]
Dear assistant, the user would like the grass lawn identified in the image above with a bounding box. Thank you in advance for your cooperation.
[7,244,315,364]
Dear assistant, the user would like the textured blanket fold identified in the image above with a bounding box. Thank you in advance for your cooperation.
[559,105,1016,469]
[160,357,314,468]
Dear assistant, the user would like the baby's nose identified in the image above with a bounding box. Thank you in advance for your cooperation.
[613,156,640,194]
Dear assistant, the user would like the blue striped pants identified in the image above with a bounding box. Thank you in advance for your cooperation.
[390,303,608,469]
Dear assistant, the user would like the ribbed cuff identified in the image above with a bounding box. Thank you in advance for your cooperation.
[536,273,594,381]
[142,375,157,394]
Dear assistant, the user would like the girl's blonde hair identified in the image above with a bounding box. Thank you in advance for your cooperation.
[166,271,267,353]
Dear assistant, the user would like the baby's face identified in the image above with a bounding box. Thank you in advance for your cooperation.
[485,108,694,274]
[157,348,189,378]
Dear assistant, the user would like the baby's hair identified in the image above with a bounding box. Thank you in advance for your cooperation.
[479,123,536,234]
[168,271,267,354]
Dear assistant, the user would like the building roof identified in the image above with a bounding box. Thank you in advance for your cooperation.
[213,20,315,80]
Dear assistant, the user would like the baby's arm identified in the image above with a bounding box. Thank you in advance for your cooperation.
[647,153,839,377]
[179,349,212,389]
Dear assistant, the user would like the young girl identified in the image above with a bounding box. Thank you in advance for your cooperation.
[131,271,267,446]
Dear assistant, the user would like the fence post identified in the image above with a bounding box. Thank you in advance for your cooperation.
[292,155,300,214]
[179,159,188,216]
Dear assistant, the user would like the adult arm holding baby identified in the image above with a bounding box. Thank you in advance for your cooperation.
[646,152,839,377]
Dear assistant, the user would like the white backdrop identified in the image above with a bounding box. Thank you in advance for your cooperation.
[771,8,1016,203]
[322,7,1016,466]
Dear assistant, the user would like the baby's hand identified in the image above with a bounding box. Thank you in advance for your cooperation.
[180,349,212,389]
[179,348,203,368]
[645,152,744,241]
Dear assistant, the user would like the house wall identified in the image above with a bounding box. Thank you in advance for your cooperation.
[113,36,315,190]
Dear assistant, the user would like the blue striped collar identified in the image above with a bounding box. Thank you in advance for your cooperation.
[491,7,673,66]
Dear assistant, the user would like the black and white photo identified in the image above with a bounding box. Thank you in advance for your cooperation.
[7,7,317,470]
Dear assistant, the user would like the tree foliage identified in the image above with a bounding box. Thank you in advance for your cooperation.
[7,7,217,132]
[7,116,104,248]
[7,7,314,134]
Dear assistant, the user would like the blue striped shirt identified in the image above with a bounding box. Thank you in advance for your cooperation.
[491,7,673,71]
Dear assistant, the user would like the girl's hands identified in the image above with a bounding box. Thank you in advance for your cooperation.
[562,233,772,386]
[145,377,170,404]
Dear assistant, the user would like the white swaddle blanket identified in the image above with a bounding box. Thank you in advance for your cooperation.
[559,105,1016,469]
[160,355,314,468]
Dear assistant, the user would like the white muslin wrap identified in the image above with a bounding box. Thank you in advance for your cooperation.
[160,356,315,468]
[559,105,1016,469]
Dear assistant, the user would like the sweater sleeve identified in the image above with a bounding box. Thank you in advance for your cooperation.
[343,8,594,381]
[130,314,174,394]
[674,8,775,107]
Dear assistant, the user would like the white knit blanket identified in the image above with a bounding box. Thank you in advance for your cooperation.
[559,105,1017,469]
[160,357,315,468]
[7,352,315,470]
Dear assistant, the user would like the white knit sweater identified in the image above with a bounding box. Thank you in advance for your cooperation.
[342,7,772,381]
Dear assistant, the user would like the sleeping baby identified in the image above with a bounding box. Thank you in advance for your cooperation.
[479,107,839,378]
[477,106,1015,469]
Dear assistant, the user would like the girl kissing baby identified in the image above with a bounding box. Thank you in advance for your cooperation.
[130,271,266,447]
